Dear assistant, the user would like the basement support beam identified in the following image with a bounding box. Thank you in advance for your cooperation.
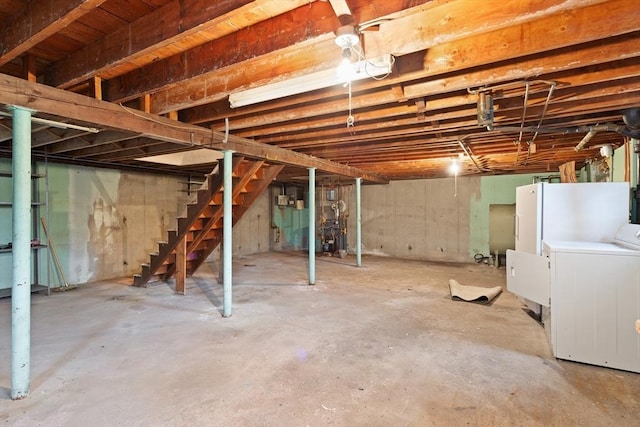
[355,177,362,267]
[0,73,387,184]
[222,150,233,317]
[308,167,316,285]
[10,105,33,400]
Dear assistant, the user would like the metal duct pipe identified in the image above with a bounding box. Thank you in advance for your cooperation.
[623,108,640,132]
[477,93,494,127]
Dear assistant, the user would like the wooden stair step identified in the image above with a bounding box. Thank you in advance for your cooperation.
[133,159,281,287]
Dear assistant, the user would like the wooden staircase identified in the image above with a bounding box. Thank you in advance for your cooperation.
[133,157,283,287]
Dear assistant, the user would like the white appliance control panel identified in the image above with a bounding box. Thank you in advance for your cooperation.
[615,224,640,250]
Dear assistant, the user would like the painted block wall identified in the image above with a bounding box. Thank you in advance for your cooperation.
[0,160,272,288]
[0,160,50,289]
[468,173,539,259]
[270,186,310,252]
[612,143,638,186]
[231,188,271,255]
[42,163,187,286]
[357,177,478,263]
[270,176,531,263]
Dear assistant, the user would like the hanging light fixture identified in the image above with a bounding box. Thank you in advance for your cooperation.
[335,25,359,83]
[449,154,464,197]
[336,47,353,82]
[228,23,391,109]
[449,157,461,175]
[335,25,359,50]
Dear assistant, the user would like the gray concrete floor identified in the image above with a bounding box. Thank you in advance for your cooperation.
[1,252,638,426]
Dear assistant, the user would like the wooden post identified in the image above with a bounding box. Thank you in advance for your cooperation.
[90,76,102,100]
[140,94,151,113]
[22,54,36,82]
[175,235,187,295]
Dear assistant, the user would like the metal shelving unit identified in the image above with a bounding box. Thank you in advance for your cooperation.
[0,161,51,298]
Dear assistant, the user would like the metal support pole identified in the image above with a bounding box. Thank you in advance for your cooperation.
[308,168,316,285]
[10,105,34,400]
[222,150,233,317]
[355,177,362,267]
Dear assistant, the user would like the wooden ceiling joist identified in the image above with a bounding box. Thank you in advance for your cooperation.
[0,0,108,67]
[141,0,622,114]
[0,73,388,183]
[46,0,314,89]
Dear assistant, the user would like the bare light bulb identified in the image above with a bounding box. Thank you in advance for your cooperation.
[449,158,460,175]
[337,48,354,83]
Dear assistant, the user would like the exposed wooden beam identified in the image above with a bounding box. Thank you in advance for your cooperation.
[143,0,610,114]
[48,131,142,154]
[189,11,639,130]
[69,138,166,159]
[0,0,108,67]
[0,73,387,183]
[363,0,608,57]
[103,0,431,108]
[228,53,640,143]
[105,2,339,104]
[45,0,314,89]
[328,0,352,19]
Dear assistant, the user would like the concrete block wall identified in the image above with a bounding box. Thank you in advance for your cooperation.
[353,177,479,263]
[270,176,522,263]
[0,160,272,289]
[47,163,188,285]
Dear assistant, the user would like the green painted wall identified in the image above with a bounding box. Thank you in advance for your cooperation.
[612,143,638,187]
[272,202,310,251]
[0,160,56,290]
[1,159,275,290]
[468,174,538,259]
[0,160,187,289]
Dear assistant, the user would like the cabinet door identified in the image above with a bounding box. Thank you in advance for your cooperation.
[506,249,550,306]
[552,252,640,373]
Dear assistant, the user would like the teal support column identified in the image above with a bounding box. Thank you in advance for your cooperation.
[10,105,34,400]
[355,177,362,267]
[222,150,233,317]
[308,167,316,285]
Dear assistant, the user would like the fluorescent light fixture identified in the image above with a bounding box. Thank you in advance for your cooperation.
[137,148,223,166]
[0,110,99,133]
[229,54,392,108]
[31,117,99,133]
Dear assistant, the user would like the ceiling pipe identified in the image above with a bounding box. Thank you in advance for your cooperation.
[574,129,599,152]
[457,140,487,173]
[623,108,640,132]
[487,123,640,141]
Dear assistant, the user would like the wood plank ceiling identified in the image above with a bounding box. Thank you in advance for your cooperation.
[0,0,638,181]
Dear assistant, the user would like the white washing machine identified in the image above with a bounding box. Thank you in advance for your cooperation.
[543,224,640,373]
